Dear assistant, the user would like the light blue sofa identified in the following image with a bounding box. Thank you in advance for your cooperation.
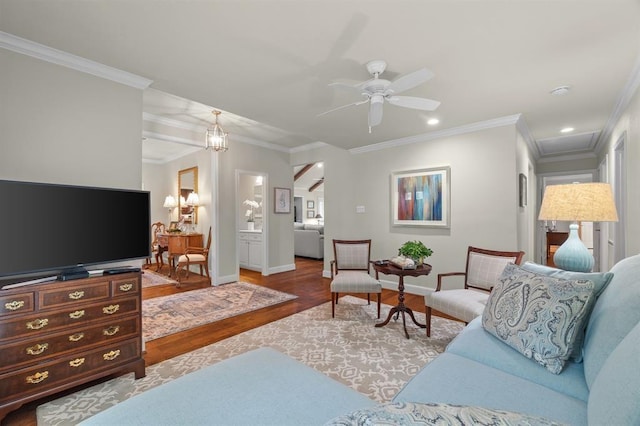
[393,254,640,425]
[81,255,640,425]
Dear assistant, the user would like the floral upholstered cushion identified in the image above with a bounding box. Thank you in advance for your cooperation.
[325,402,566,426]
[482,263,595,374]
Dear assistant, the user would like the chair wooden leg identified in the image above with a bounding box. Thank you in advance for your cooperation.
[376,293,381,319]
[367,293,371,305]
[331,292,336,318]
[426,306,432,337]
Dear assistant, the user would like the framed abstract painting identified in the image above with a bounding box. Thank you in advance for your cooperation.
[391,166,451,228]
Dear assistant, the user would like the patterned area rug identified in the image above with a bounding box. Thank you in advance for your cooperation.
[142,282,298,341]
[37,296,463,425]
[141,269,178,288]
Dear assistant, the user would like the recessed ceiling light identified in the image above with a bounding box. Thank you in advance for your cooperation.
[427,118,440,125]
[561,127,575,133]
[317,163,323,168]
[550,86,571,96]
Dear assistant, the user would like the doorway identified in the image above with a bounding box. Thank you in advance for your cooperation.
[236,171,268,276]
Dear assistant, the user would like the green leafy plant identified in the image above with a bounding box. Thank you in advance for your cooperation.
[398,240,433,263]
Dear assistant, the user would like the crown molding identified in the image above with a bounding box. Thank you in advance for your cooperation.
[290,141,329,153]
[536,151,597,164]
[0,31,153,90]
[515,115,539,159]
[595,50,640,155]
[349,114,522,154]
[143,112,206,132]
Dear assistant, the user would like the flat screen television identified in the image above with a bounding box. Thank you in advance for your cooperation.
[0,179,150,284]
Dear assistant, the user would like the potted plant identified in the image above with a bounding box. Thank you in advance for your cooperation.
[243,199,259,230]
[398,240,433,265]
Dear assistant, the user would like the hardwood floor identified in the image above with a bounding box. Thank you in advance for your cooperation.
[2,257,439,426]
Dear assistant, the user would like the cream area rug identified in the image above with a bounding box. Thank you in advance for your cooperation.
[37,296,463,425]
[141,269,178,288]
[142,282,298,341]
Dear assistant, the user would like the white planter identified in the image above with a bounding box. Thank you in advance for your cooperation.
[247,222,255,231]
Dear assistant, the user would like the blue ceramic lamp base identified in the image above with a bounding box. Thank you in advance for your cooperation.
[553,223,594,272]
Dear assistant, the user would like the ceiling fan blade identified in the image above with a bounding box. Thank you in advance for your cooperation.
[317,98,368,117]
[368,98,384,127]
[387,95,440,111]
[387,68,434,94]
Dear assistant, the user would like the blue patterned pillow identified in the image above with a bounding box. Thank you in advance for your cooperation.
[325,402,565,425]
[482,263,595,374]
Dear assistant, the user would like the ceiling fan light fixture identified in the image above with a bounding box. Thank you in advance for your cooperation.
[205,110,229,152]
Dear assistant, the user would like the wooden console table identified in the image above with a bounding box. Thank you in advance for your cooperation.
[371,262,432,339]
[546,231,569,263]
[157,233,203,277]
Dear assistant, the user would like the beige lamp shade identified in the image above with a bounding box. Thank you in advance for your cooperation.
[538,183,618,222]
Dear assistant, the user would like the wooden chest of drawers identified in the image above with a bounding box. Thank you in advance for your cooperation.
[0,272,145,421]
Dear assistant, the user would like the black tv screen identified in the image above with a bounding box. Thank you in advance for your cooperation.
[0,180,150,280]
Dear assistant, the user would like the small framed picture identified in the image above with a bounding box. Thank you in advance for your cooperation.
[274,187,291,214]
[307,200,314,209]
[307,210,315,218]
[519,173,527,207]
[169,221,179,230]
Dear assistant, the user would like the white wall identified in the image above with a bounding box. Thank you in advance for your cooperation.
[599,82,640,259]
[294,125,523,292]
[0,49,143,189]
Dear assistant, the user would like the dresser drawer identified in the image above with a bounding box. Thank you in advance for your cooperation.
[0,339,141,402]
[0,297,139,342]
[0,292,35,317]
[39,281,111,309]
[112,276,140,296]
[239,233,262,242]
[0,315,140,372]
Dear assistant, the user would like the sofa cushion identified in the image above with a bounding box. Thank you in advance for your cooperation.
[79,347,375,425]
[393,352,587,425]
[583,253,640,389]
[326,401,564,426]
[303,224,324,234]
[588,321,640,426]
[520,261,614,362]
[447,317,589,401]
[294,222,305,230]
[482,263,595,374]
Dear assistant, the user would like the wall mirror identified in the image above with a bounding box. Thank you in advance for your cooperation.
[178,166,198,224]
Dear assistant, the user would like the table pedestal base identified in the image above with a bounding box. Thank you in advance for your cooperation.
[376,304,426,339]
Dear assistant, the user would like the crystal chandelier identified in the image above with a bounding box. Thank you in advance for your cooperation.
[205,110,229,151]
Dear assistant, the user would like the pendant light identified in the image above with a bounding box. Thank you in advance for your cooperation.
[205,110,229,151]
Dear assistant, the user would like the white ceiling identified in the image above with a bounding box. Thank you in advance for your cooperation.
[2,1,639,162]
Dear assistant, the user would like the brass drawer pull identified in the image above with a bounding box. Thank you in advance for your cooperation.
[102,304,120,315]
[103,325,120,336]
[26,318,49,330]
[69,310,85,319]
[69,358,85,368]
[26,343,49,356]
[119,283,133,292]
[69,332,84,342]
[68,291,85,300]
[103,350,120,361]
[26,371,49,384]
[5,300,25,311]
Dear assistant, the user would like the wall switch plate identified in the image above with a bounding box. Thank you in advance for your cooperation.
[356,205,365,213]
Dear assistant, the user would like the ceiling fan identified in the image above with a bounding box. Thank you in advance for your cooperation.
[319,60,440,132]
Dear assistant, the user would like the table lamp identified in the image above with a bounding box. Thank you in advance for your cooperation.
[538,182,618,272]
[315,213,323,225]
[163,195,177,223]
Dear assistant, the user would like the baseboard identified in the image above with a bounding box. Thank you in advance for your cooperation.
[268,263,296,275]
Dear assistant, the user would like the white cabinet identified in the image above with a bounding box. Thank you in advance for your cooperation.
[239,230,263,271]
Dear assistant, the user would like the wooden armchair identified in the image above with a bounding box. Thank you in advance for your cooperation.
[330,239,382,318]
[175,227,212,287]
[149,222,167,271]
[425,246,524,336]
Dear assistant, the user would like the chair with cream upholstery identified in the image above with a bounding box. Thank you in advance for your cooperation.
[175,227,211,287]
[330,239,382,318]
[425,246,524,336]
